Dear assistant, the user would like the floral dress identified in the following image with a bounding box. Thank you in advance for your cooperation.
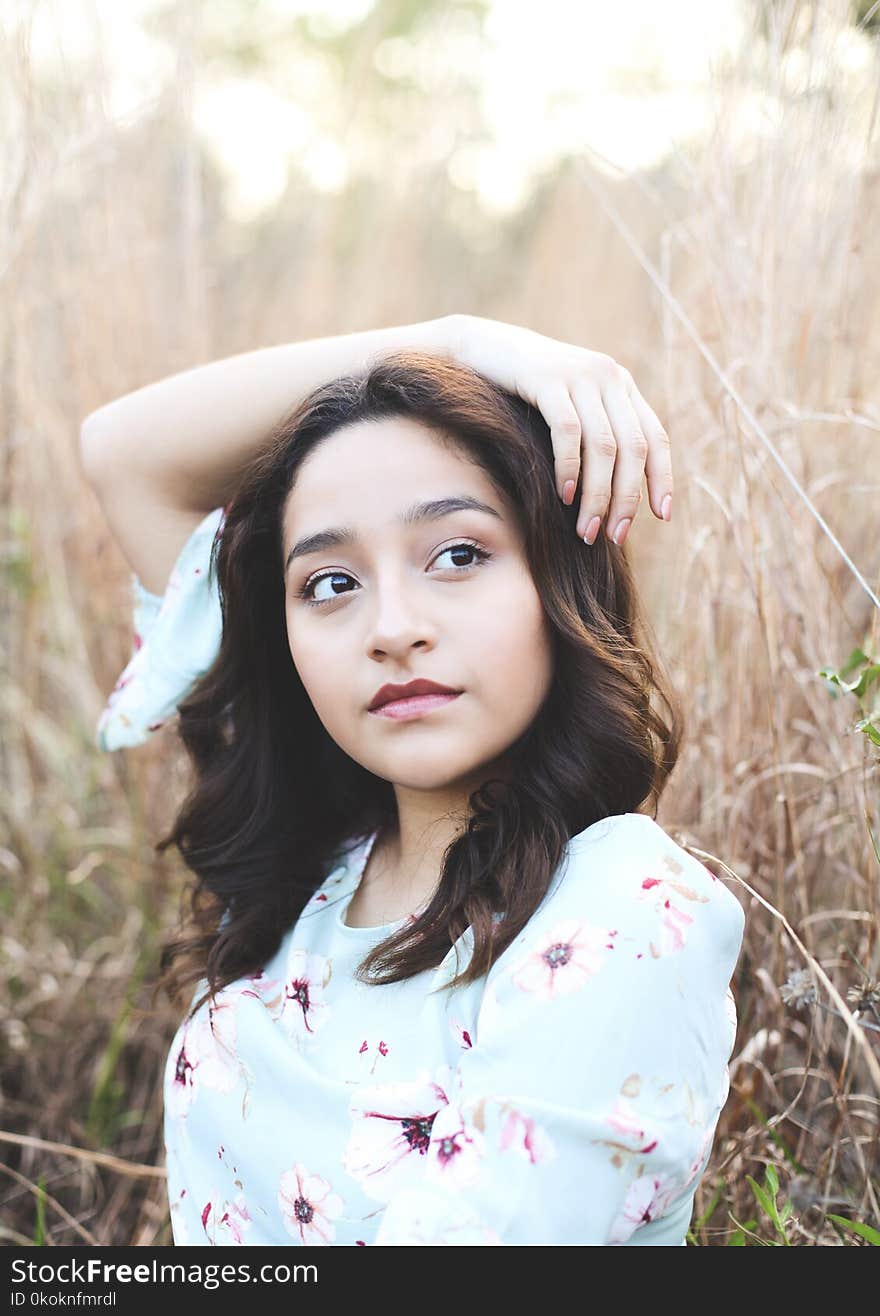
[96,508,746,1246]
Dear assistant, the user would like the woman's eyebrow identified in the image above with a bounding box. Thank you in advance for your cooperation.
[284,495,503,575]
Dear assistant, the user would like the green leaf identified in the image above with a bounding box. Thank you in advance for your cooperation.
[840,647,869,678]
[746,1175,775,1219]
[854,717,880,746]
[33,1176,47,1247]
[827,1214,880,1245]
[818,652,880,701]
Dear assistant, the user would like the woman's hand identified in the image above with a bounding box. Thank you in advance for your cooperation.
[447,314,672,547]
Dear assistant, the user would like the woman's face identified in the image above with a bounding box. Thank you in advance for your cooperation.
[281,416,554,796]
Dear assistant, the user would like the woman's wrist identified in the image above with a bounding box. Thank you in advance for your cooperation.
[409,314,673,542]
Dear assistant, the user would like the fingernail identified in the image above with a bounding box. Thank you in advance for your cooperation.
[562,479,576,505]
[583,516,601,545]
[613,517,631,546]
[661,494,672,522]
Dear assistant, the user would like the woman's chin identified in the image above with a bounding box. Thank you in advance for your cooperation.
[358,754,488,794]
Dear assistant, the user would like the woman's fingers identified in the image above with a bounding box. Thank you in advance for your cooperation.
[531,377,584,504]
[624,375,674,522]
[524,360,672,546]
[596,379,650,545]
[569,382,620,543]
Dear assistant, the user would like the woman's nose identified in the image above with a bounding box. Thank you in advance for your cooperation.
[365,576,437,656]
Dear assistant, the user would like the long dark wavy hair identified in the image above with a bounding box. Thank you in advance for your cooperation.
[153,350,683,1020]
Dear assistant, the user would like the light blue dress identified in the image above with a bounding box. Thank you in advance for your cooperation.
[96,509,746,1246]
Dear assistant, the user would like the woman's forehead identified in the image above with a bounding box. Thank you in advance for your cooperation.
[292,416,485,489]
[282,420,516,543]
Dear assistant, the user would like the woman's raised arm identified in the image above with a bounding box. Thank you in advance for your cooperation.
[81,318,465,595]
[80,318,462,515]
[80,314,672,595]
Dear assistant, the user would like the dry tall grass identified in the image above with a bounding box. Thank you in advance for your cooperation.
[1,0,878,1245]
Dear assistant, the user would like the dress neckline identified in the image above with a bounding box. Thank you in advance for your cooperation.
[330,813,642,938]
[333,829,412,937]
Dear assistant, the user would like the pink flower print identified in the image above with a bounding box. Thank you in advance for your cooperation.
[238,971,287,1022]
[166,998,241,1119]
[343,1075,450,1202]
[511,918,612,1000]
[608,1170,680,1244]
[357,1038,390,1076]
[656,899,694,954]
[201,1192,253,1245]
[425,1100,486,1189]
[603,1097,659,1156]
[167,1032,198,1119]
[450,1019,473,1049]
[498,1107,555,1165]
[278,948,332,1040]
[277,1164,344,1245]
[636,860,709,958]
[188,999,240,1093]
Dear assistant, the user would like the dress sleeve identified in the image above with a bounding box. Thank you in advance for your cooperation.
[372,813,745,1246]
[95,506,226,752]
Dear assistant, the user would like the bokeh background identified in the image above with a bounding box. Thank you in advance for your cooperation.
[1,0,879,1246]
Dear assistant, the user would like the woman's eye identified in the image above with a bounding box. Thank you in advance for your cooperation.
[299,570,356,606]
[433,542,490,571]
[297,541,491,608]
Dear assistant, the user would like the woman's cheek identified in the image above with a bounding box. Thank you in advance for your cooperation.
[285,628,328,704]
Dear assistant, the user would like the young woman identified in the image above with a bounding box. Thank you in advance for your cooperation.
[82,315,744,1246]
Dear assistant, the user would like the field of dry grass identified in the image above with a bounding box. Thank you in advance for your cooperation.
[1,0,878,1245]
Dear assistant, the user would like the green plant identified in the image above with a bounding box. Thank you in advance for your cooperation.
[819,647,880,748]
[826,1214,880,1245]
[727,1164,794,1245]
[33,1175,47,1246]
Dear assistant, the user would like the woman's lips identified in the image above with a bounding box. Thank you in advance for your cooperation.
[368,692,462,721]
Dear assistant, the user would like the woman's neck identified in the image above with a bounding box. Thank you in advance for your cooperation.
[353,762,514,925]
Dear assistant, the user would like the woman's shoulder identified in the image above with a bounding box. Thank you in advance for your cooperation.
[571,808,738,894]
[511,811,745,972]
